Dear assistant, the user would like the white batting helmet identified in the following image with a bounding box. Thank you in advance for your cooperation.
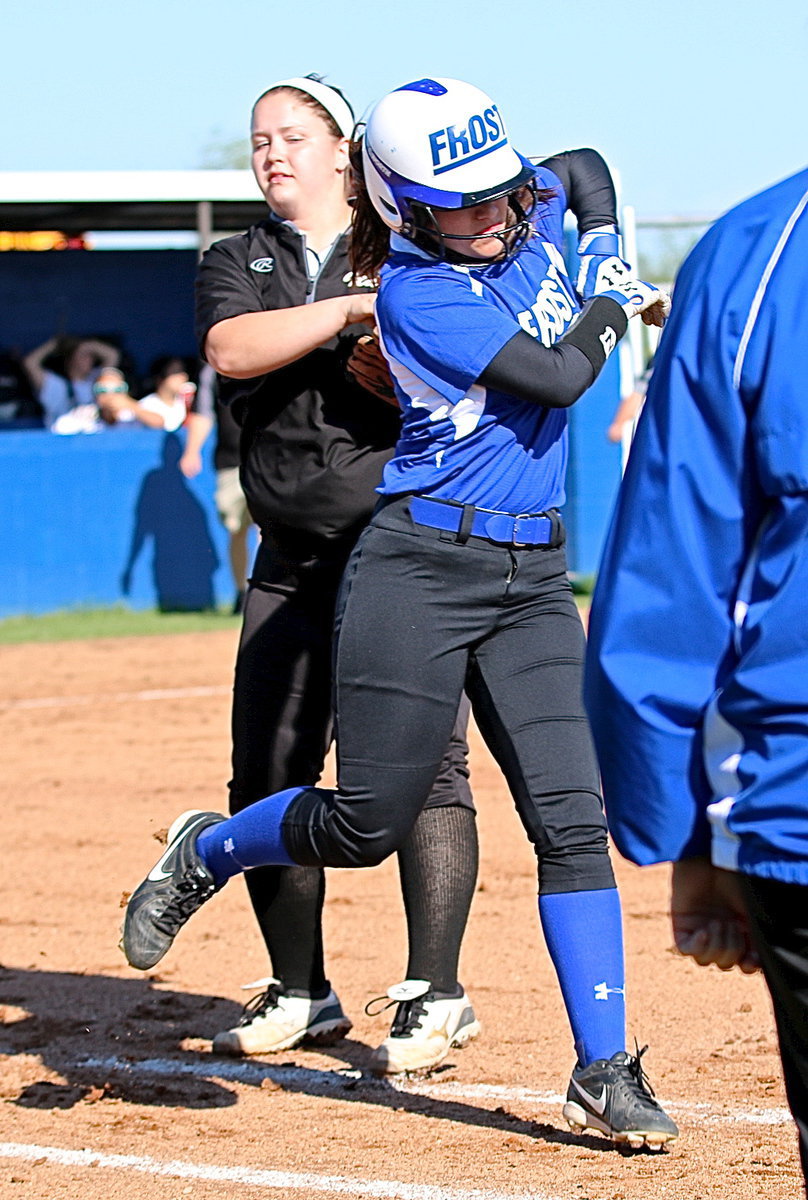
[361,77,537,257]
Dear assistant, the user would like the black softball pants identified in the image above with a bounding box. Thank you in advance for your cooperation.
[283,495,614,895]
[742,875,808,1191]
[230,523,473,991]
[232,525,473,813]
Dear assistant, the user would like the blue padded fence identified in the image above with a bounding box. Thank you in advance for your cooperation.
[1,428,243,617]
[0,383,623,619]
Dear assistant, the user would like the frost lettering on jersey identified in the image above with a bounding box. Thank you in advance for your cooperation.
[429,107,507,176]
[517,257,575,347]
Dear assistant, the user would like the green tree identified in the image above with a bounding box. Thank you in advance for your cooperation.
[198,132,250,169]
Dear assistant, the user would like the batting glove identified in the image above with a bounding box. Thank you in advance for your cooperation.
[576,225,625,300]
[592,256,671,327]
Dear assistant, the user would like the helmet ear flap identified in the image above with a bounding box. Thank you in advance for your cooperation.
[361,147,405,233]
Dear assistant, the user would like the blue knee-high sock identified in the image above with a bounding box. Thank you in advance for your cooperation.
[538,887,626,1067]
[196,788,311,883]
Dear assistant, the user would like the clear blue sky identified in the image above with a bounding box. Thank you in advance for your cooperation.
[5,0,805,220]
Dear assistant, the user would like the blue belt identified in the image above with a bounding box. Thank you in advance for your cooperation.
[409,495,559,547]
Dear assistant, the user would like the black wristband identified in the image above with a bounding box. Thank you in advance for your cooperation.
[560,296,628,375]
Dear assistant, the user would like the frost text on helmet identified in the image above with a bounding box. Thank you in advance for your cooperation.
[428,107,506,176]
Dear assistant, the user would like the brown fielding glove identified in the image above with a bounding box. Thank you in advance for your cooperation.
[347,333,399,408]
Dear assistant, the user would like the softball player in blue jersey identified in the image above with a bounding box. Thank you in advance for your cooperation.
[585,167,808,1184]
[123,77,677,1147]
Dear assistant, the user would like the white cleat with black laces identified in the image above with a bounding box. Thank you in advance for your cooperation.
[122,809,225,970]
[368,979,480,1075]
[563,1046,679,1148]
[212,978,352,1056]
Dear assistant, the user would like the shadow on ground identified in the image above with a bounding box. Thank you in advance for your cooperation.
[0,964,657,1154]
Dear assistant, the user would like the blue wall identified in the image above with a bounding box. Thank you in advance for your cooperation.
[0,403,621,620]
[565,351,623,580]
[561,224,624,579]
[0,250,198,378]
[0,239,625,616]
[1,428,245,617]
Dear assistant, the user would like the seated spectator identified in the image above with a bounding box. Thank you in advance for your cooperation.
[23,336,120,429]
[138,356,196,432]
[51,367,137,434]
[52,367,185,435]
[94,368,139,427]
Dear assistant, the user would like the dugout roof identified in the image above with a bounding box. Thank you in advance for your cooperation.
[0,171,266,244]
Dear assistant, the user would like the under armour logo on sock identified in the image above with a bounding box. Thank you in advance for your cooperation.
[594,982,626,1001]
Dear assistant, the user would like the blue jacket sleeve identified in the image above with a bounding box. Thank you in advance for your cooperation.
[584,169,808,869]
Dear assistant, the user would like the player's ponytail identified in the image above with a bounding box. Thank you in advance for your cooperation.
[349,132,390,285]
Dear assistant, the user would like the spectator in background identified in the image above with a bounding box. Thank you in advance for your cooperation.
[138,356,196,432]
[94,368,142,427]
[181,362,253,614]
[51,366,184,434]
[52,365,131,433]
[23,336,120,429]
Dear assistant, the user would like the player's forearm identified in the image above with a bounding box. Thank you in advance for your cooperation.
[205,298,356,379]
[479,297,627,408]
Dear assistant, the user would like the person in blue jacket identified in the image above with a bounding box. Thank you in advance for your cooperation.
[122,76,678,1147]
[585,167,808,1186]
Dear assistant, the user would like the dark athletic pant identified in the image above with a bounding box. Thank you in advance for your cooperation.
[742,876,808,1192]
[284,495,615,895]
[230,523,474,992]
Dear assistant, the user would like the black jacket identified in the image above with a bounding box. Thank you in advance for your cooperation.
[195,216,400,540]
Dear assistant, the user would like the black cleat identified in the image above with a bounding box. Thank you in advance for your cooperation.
[563,1046,679,1148]
[122,809,225,970]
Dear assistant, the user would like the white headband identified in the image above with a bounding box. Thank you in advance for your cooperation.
[268,76,355,140]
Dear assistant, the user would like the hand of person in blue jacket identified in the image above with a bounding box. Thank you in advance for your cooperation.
[671,857,760,974]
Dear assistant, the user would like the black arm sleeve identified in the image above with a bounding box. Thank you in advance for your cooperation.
[539,148,618,234]
[478,297,628,409]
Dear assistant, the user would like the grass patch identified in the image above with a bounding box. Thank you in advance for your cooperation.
[569,574,596,597]
[0,607,241,645]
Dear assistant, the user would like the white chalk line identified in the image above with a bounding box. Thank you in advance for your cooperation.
[2,1055,791,1199]
[65,1051,793,1127]
[0,1141,561,1200]
[0,684,230,711]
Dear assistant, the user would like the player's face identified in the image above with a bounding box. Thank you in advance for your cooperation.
[251,93,348,219]
[432,196,512,260]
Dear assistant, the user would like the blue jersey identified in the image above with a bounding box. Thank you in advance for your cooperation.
[375,166,581,513]
[585,168,808,886]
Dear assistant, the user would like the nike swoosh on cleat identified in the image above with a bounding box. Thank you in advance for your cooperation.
[572,1077,608,1115]
[146,816,207,882]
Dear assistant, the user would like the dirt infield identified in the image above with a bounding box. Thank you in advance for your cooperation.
[1,629,801,1199]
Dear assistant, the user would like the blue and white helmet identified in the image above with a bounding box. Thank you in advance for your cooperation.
[361,77,537,256]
